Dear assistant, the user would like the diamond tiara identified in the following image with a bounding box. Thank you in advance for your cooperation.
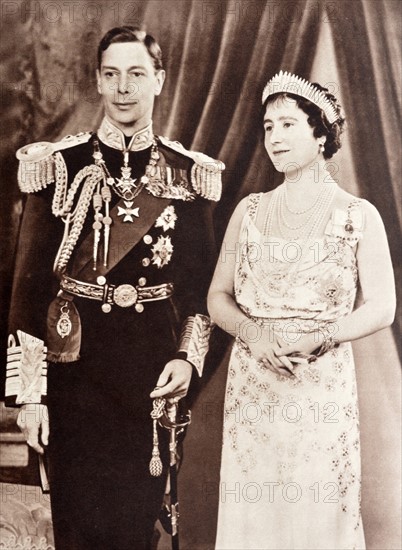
[262,70,339,124]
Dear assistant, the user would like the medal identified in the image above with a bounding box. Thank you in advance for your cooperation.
[56,302,72,338]
[117,201,140,222]
[114,151,142,201]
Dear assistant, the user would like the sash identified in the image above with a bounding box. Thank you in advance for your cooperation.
[47,191,171,363]
[71,191,172,282]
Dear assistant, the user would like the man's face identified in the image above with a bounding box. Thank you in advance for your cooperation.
[97,42,165,135]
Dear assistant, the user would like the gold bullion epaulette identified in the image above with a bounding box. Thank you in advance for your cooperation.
[16,132,92,193]
[158,136,224,202]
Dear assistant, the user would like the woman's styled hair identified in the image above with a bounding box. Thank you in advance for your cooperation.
[263,85,345,160]
[97,26,163,71]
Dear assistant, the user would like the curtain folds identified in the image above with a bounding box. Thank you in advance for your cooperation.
[330,0,401,353]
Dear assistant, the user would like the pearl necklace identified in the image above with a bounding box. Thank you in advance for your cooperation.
[263,179,337,242]
[284,184,323,214]
[278,181,335,239]
[278,202,318,233]
[261,180,337,285]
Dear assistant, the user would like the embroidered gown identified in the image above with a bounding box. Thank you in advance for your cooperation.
[215,191,366,550]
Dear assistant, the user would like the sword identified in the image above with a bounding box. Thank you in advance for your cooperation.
[150,398,191,550]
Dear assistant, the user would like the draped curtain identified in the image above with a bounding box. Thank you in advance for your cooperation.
[0,1,400,548]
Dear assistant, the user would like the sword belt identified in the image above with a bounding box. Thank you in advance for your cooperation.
[60,275,174,313]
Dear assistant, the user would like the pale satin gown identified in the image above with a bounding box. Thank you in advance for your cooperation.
[215,191,366,550]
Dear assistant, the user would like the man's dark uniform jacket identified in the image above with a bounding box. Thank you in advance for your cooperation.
[5,117,224,549]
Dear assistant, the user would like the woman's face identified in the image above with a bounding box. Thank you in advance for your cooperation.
[263,97,323,174]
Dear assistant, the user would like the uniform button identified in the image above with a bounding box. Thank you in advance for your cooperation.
[102,303,112,313]
[135,303,144,313]
[138,277,147,287]
[97,276,106,285]
[143,234,153,245]
[142,258,151,267]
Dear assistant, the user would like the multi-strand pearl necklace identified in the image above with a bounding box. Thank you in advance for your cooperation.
[261,178,337,284]
[263,179,337,243]
[283,185,322,215]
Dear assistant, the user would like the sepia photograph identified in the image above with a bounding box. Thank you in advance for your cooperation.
[0,1,400,549]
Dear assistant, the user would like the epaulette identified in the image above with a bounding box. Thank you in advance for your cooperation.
[158,136,224,202]
[16,132,92,193]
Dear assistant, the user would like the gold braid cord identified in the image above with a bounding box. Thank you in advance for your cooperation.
[54,164,103,273]
[177,314,213,377]
[149,397,166,477]
[51,152,69,216]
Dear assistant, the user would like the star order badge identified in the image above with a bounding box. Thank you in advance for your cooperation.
[117,201,140,223]
[151,236,173,268]
[155,205,177,231]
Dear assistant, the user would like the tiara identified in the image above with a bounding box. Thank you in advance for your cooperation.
[262,70,339,124]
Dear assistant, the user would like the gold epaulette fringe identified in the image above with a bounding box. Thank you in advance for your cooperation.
[16,132,91,193]
[158,136,224,202]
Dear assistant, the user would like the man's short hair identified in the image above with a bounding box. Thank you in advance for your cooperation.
[97,26,163,71]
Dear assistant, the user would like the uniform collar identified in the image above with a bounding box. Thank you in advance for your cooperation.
[97,116,154,151]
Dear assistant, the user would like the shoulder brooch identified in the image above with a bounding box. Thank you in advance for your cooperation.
[16,132,91,193]
[158,136,224,202]
[325,200,364,246]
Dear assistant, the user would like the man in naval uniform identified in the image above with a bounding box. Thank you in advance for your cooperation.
[5,26,223,549]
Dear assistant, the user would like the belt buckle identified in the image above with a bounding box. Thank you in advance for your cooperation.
[113,284,138,307]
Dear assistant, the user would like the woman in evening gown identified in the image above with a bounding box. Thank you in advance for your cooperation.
[208,71,396,550]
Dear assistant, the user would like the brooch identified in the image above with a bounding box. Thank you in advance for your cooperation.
[344,218,354,234]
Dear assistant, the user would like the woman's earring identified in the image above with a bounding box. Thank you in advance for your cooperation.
[319,142,325,153]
